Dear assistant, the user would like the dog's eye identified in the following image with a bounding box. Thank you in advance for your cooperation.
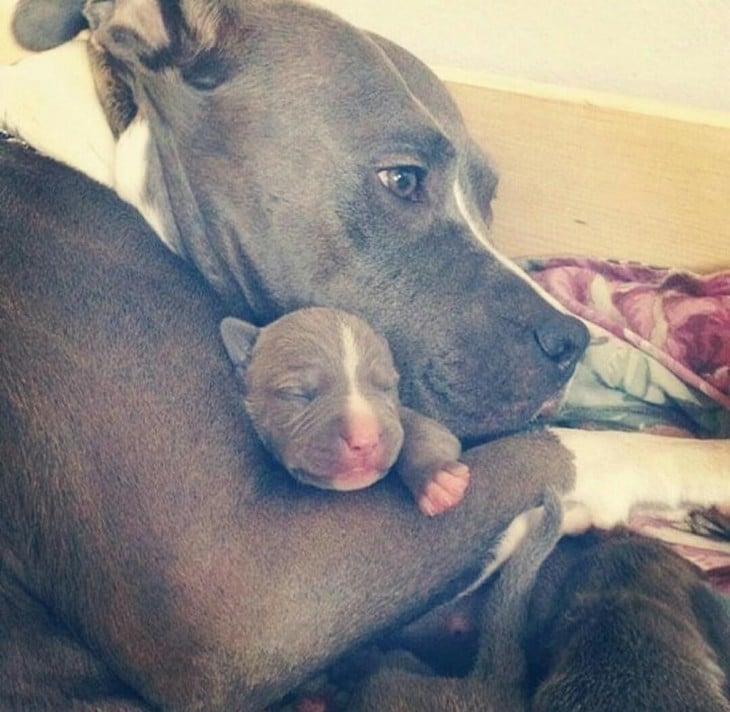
[377,166,426,202]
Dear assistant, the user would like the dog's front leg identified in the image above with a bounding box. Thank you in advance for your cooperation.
[0,39,115,186]
[551,427,730,529]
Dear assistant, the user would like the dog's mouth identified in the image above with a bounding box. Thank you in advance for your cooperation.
[283,429,402,493]
[534,386,569,420]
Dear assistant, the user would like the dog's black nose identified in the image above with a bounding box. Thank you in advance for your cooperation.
[534,314,589,370]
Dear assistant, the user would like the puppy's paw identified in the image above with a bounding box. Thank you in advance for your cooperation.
[417,462,470,517]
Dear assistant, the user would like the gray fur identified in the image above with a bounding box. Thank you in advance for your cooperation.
[12,0,588,441]
[2,0,589,708]
[12,0,86,50]
[0,136,576,711]
[350,488,563,711]
[526,530,730,712]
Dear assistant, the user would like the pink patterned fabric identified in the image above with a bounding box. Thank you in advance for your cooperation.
[524,256,730,592]
[527,258,730,407]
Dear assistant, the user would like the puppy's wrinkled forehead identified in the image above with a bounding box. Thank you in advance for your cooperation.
[250,308,395,388]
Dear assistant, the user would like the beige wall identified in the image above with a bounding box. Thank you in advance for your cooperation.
[4,1,729,112]
[311,0,730,113]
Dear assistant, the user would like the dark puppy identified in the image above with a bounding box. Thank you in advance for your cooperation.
[220,308,470,516]
[526,530,730,712]
[349,489,563,711]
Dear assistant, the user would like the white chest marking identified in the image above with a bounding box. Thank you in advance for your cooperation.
[0,40,115,187]
[114,117,171,249]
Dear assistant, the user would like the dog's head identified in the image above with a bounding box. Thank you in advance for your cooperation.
[84,0,588,439]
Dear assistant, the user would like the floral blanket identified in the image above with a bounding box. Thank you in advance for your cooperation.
[523,256,730,592]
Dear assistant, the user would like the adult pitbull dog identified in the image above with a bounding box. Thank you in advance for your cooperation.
[2,0,730,709]
[0,138,582,711]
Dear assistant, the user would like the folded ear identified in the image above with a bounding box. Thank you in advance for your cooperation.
[84,0,176,66]
[84,0,234,87]
[220,317,260,374]
[12,0,87,52]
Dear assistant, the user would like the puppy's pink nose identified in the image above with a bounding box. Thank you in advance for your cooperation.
[341,413,382,454]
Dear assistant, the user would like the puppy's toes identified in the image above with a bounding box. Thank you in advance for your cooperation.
[418,462,470,517]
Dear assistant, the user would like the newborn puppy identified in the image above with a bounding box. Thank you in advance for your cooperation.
[525,529,730,712]
[220,307,470,516]
[348,488,563,711]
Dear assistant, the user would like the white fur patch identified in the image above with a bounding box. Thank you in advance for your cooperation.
[552,426,730,528]
[0,40,115,187]
[458,505,544,598]
[114,117,170,247]
[368,32,571,317]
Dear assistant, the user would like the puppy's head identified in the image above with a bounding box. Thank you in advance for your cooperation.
[221,308,405,491]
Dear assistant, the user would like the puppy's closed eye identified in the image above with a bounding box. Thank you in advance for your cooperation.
[274,386,319,403]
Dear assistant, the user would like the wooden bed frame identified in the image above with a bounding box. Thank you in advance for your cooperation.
[442,70,730,273]
[2,7,728,273]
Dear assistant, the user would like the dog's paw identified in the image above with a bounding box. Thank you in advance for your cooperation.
[561,501,594,535]
[417,462,470,517]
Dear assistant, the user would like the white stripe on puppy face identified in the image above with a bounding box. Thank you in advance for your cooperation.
[340,320,376,420]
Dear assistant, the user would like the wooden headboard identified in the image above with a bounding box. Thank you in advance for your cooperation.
[443,71,730,272]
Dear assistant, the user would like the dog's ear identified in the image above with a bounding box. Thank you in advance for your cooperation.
[220,317,260,377]
[12,0,88,52]
[84,0,233,86]
[84,0,172,65]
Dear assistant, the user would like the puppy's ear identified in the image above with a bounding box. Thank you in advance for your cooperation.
[220,317,260,375]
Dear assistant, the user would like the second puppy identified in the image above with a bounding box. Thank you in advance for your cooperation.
[526,529,730,711]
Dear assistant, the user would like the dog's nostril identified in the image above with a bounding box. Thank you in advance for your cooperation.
[534,316,589,369]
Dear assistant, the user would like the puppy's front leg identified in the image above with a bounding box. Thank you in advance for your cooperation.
[552,427,730,528]
[0,40,115,186]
